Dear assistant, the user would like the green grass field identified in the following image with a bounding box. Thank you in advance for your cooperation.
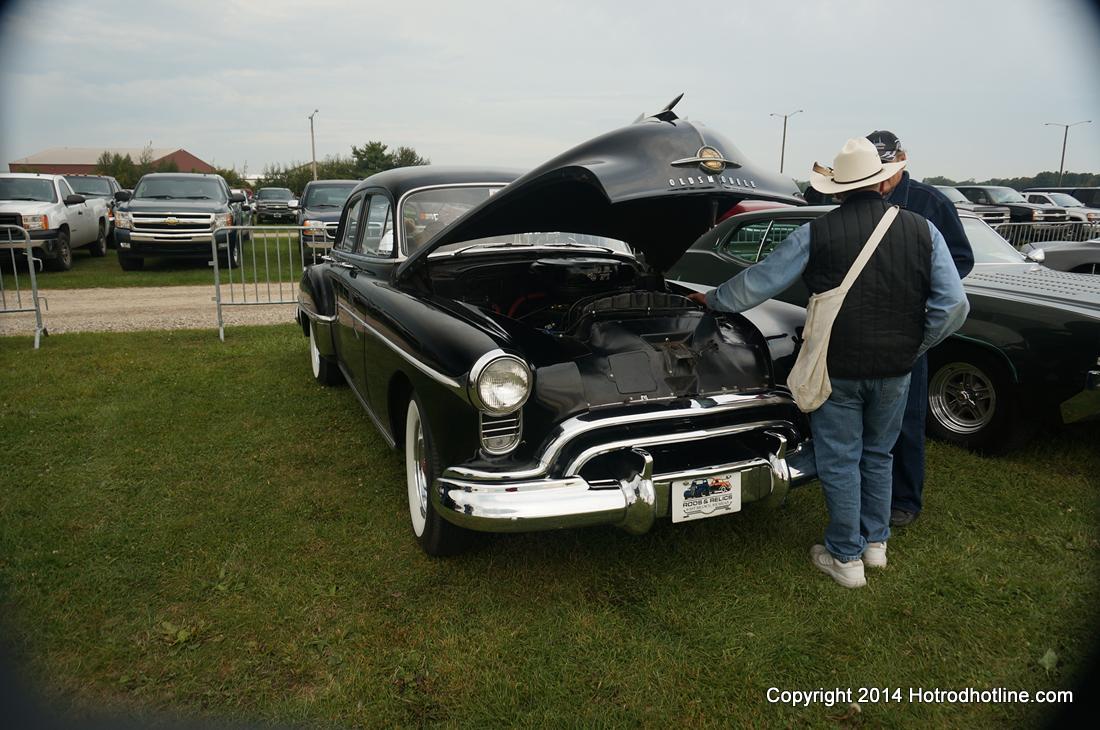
[1,233,322,290]
[0,326,1097,727]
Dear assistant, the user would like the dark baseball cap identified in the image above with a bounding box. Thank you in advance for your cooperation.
[866,130,902,162]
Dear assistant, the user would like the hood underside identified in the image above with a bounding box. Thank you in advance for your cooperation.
[400,106,804,275]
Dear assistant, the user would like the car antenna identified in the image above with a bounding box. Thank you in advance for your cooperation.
[633,93,685,123]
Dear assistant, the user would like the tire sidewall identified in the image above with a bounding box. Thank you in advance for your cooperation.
[926,352,1023,453]
[55,229,73,270]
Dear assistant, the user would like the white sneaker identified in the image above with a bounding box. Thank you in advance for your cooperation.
[864,542,887,568]
[810,544,866,588]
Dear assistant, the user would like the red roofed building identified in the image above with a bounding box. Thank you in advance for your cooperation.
[8,147,214,174]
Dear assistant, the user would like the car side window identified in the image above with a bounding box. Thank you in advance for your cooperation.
[337,194,364,253]
[719,221,771,263]
[359,195,393,257]
[58,178,74,197]
[758,220,810,261]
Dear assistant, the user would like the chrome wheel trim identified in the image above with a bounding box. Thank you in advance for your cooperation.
[308,325,321,379]
[929,362,997,435]
[405,399,428,537]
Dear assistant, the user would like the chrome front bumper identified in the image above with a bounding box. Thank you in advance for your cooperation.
[432,394,816,533]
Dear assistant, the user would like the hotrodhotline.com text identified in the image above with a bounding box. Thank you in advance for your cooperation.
[767,687,1073,707]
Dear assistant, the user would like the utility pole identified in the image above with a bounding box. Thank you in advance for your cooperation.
[308,109,319,181]
[1043,120,1091,185]
[769,109,803,174]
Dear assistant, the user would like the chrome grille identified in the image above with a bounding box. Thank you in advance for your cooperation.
[480,412,522,454]
[131,212,214,240]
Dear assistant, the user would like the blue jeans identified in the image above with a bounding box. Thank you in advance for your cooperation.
[810,374,912,562]
[891,353,928,514]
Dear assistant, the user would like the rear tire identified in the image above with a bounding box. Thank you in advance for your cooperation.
[118,253,144,271]
[308,323,343,386]
[89,223,107,257]
[926,351,1031,454]
[405,394,473,556]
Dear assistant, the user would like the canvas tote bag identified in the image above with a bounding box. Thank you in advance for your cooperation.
[786,205,900,412]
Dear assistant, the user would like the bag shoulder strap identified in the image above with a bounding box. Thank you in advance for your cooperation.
[838,205,900,293]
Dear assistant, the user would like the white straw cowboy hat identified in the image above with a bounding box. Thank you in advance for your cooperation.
[809,137,906,194]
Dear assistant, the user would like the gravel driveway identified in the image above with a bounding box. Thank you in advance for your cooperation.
[0,285,295,336]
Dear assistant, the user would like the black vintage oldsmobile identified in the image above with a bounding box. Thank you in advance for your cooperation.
[297,100,818,555]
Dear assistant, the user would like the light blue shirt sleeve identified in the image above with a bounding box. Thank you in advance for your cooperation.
[919,220,970,355]
[704,223,811,313]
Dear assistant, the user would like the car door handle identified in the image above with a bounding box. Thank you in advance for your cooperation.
[333,261,354,270]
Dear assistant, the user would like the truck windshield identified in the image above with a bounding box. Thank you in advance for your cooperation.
[257,188,292,200]
[985,187,1027,204]
[936,186,968,204]
[0,178,58,203]
[65,177,111,195]
[304,184,356,208]
[134,177,226,200]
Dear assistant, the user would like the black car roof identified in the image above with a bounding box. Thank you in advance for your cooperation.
[351,165,525,201]
[304,179,359,186]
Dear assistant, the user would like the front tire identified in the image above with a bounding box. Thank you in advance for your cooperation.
[926,352,1030,454]
[308,323,343,386]
[47,229,73,271]
[405,394,472,556]
[89,222,107,257]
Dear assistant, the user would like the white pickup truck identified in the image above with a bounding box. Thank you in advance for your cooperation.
[0,172,110,270]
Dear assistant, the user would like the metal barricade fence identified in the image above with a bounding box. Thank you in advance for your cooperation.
[211,225,332,341]
[0,225,47,348]
[993,221,1100,249]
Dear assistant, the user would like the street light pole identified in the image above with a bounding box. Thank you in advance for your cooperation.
[1043,120,1091,185]
[770,109,803,174]
[308,109,319,181]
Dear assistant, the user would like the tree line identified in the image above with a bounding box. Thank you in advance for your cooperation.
[94,141,429,193]
[921,171,1100,190]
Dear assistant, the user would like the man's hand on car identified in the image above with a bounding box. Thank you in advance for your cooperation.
[687,291,709,308]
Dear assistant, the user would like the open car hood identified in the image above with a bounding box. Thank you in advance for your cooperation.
[399,100,804,276]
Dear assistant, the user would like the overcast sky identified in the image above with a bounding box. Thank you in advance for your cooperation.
[2,0,1098,182]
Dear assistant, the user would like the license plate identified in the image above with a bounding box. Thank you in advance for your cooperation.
[671,472,742,523]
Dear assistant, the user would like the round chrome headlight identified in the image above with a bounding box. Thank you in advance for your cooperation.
[471,354,531,415]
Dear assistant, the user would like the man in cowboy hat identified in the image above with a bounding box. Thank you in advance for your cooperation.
[866,131,974,529]
[688,137,968,587]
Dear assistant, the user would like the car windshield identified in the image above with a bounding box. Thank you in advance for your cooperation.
[65,177,111,195]
[984,187,1027,204]
[1047,192,1085,207]
[257,188,292,200]
[304,184,356,208]
[936,186,969,204]
[404,186,632,256]
[134,177,226,200]
[961,217,1030,266]
[0,177,57,203]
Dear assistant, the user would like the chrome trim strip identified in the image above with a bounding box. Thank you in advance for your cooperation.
[336,300,465,395]
[298,305,336,324]
[565,418,792,476]
[443,392,795,482]
[479,410,523,455]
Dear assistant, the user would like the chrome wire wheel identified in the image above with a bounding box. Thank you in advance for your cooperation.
[929,362,997,435]
[405,399,429,537]
[308,325,321,379]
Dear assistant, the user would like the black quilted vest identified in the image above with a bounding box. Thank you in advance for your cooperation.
[803,193,932,379]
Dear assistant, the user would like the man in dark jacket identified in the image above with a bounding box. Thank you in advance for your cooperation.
[867,131,974,528]
[690,138,969,587]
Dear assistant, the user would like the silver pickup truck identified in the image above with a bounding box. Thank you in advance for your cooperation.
[0,172,110,270]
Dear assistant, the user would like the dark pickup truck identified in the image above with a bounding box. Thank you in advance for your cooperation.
[112,173,248,271]
[955,185,1069,226]
[254,187,296,223]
